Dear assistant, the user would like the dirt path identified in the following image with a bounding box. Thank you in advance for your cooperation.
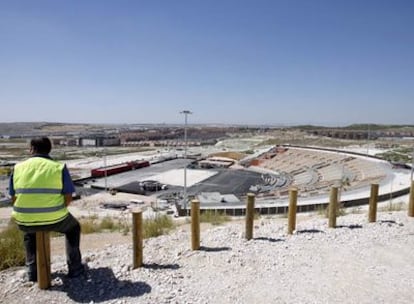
[51,232,131,255]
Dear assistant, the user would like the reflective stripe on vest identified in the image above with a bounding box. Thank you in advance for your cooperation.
[13,203,66,213]
[15,188,62,194]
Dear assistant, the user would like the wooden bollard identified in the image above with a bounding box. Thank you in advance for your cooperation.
[191,200,200,250]
[328,187,338,228]
[36,231,51,289]
[132,210,143,268]
[368,183,379,222]
[287,188,298,234]
[409,180,414,217]
[245,193,255,240]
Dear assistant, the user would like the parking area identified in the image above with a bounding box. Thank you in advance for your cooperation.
[80,158,263,200]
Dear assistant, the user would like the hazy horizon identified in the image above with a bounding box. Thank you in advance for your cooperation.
[1,121,413,130]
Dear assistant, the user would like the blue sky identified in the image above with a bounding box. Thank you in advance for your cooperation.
[0,0,413,126]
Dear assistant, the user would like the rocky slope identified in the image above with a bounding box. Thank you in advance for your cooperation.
[1,210,414,304]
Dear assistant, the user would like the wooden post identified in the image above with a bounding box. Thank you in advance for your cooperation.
[245,193,255,240]
[36,231,51,289]
[368,183,379,222]
[132,210,143,268]
[409,180,414,217]
[287,188,298,234]
[191,200,200,250]
[328,187,338,228]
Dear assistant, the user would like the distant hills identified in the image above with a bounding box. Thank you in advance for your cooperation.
[1,122,413,137]
[0,122,117,137]
[297,124,414,131]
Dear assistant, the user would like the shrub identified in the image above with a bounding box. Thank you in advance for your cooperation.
[0,220,25,271]
[316,205,328,217]
[336,203,347,217]
[321,203,346,218]
[143,214,175,238]
[99,216,116,231]
[80,215,131,234]
[117,216,131,235]
[80,213,176,238]
[380,201,406,212]
[199,210,230,225]
[80,216,101,234]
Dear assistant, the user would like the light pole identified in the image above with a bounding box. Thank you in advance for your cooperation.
[180,110,192,211]
[366,124,370,155]
[103,147,108,191]
[411,146,413,181]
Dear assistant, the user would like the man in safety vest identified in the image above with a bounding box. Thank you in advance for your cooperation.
[9,137,85,281]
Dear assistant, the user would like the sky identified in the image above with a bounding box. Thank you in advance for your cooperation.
[0,0,413,127]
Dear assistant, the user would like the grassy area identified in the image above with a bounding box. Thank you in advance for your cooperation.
[52,146,156,161]
[375,150,412,163]
[0,214,176,271]
[379,201,406,212]
[80,213,175,238]
[0,167,12,176]
[199,210,231,225]
[0,220,25,271]
[80,215,130,235]
[143,214,175,238]
[209,151,247,160]
[260,137,362,148]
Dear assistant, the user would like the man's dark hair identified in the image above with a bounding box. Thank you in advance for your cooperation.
[30,137,52,154]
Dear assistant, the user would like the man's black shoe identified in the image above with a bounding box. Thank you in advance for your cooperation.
[26,272,37,282]
[67,264,86,278]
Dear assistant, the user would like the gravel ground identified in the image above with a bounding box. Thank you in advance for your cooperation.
[1,210,413,304]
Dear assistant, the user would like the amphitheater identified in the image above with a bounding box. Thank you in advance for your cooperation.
[249,146,390,197]
[67,144,412,217]
[212,144,411,214]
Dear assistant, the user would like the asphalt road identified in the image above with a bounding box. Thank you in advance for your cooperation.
[85,158,263,198]
[187,169,262,196]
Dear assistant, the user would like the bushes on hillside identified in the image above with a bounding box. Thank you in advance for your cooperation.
[0,220,25,271]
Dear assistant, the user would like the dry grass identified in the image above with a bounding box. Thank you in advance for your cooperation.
[200,210,230,225]
[143,214,175,238]
[379,201,406,212]
[80,213,176,239]
[80,215,130,235]
[0,220,25,271]
[209,151,247,161]
[317,203,346,218]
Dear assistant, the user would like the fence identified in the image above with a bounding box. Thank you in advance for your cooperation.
[35,181,414,289]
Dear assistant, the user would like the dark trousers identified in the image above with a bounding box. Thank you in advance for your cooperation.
[18,213,82,276]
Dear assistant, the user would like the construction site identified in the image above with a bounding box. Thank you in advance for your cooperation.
[1,124,413,218]
[65,144,412,217]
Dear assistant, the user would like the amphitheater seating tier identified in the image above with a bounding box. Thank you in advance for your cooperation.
[254,147,388,197]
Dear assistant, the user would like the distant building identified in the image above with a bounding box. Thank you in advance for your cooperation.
[79,138,97,147]
[199,157,234,168]
[79,136,120,147]
[196,192,241,206]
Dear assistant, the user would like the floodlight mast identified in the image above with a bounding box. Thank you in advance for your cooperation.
[180,110,192,212]
[103,147,108,191]
[411,146,413,181]
[367,124,370,155]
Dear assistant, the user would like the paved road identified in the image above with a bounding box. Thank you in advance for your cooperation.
[187,168,262,196]
[81,158,264,200]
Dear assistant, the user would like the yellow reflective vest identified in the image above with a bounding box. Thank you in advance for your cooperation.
[12,157,69,226]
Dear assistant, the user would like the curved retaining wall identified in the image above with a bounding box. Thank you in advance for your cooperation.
[184,186,410,217]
